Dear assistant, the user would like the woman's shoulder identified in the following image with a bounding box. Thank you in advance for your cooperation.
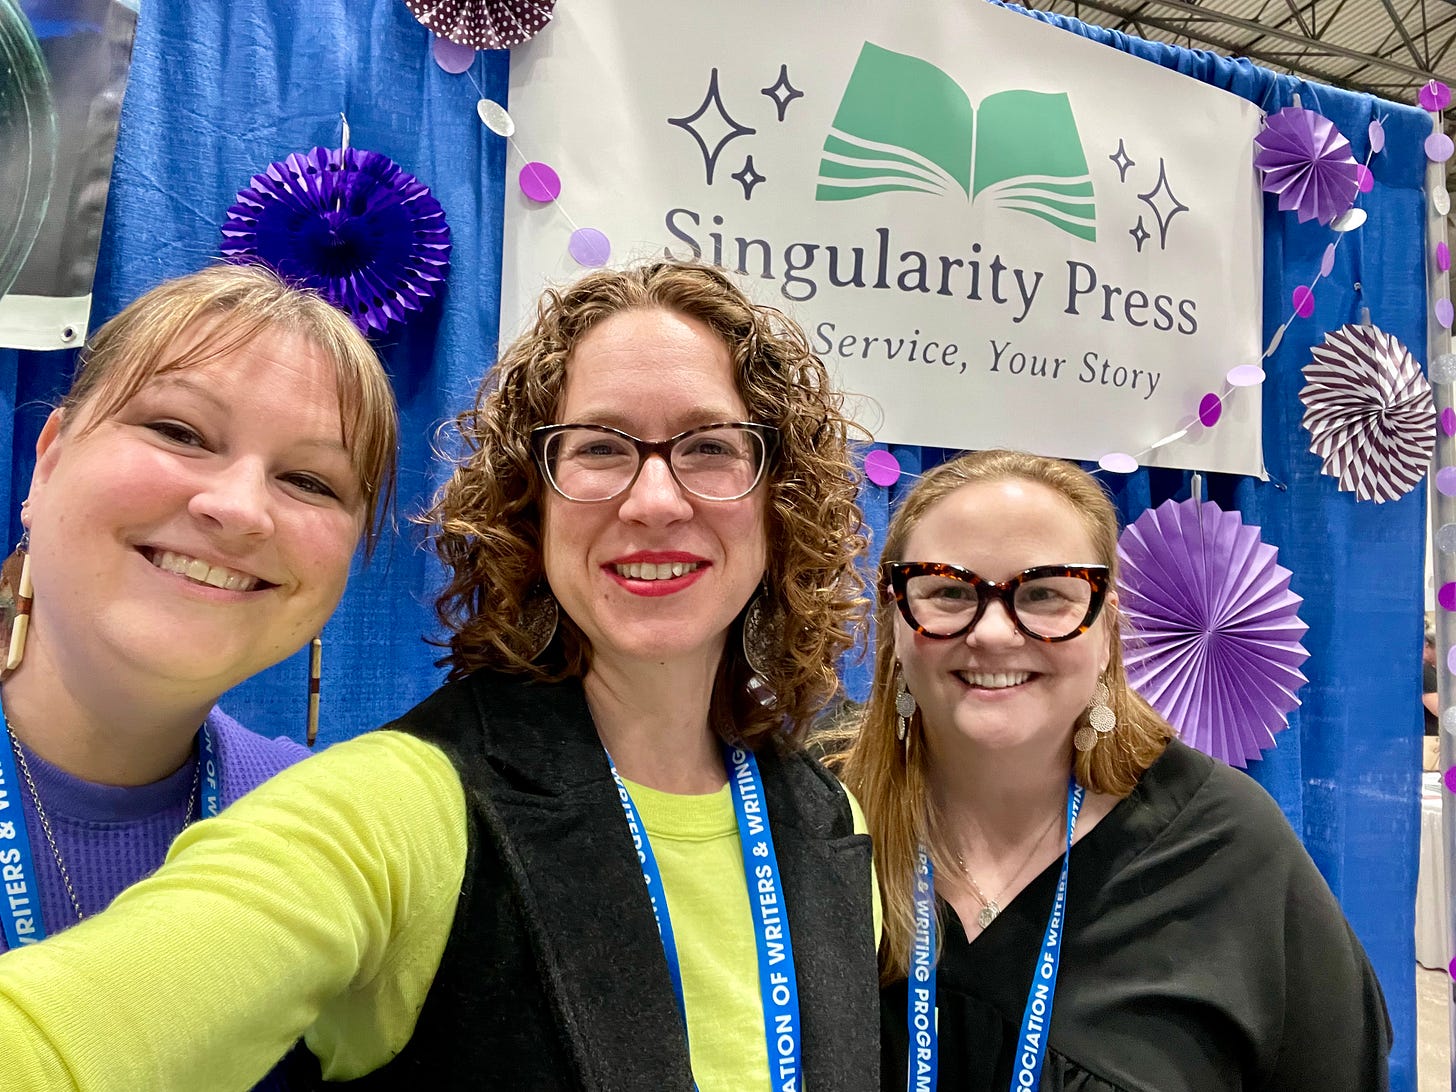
[208,707,310,800]
[1115,737,1320,896]
[1140,738,1294,833]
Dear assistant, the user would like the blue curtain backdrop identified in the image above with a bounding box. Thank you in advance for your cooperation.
[0,0,1428,1086]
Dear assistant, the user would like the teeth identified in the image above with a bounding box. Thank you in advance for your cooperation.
[614,561,702,581]
[152,550,260,592]
[960,671,1031,689]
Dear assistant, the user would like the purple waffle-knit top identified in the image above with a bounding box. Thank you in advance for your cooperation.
[0,708,307,946]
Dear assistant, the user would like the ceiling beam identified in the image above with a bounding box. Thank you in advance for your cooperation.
[1375,0,1431,69]
[1100,0,1436,78]
[1282,0,1318,40]
[1052,0,1389,91]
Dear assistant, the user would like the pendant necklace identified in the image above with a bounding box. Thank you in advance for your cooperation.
[7,730,200,923]
[955,807,1063,929]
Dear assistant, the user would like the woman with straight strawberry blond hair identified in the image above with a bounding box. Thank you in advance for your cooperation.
[833,448,1390,1091]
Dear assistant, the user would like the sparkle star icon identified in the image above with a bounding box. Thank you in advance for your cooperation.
[1137,158,1189,249]
[1129,217,1150,252]
[668,69,757,185]
[1109,139,1135,183]
[761,64,804,122]
[732,156,766,200]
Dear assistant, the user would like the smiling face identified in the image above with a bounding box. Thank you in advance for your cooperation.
[540,307,768,674]
[21,320,366,697]
[893,478,1113,760]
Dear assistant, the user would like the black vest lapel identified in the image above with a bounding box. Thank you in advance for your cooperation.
[758,747,882,1091]
[462,672,695,1091]
[363,670,880,1091]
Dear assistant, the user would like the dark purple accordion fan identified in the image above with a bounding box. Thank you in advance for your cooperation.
[221,146,451,336]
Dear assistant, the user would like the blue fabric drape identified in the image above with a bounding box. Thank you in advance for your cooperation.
[0,1,1425,1086]
[847,9,1429,1087]
[0,0,508,739]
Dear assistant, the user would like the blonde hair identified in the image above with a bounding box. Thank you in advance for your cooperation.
[66,263,397,551]
[831,449,1174,981]
[427,259,867,748]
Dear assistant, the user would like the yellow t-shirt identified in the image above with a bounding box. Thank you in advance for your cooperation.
[622,775,879,1092]
[0,732,877,1090]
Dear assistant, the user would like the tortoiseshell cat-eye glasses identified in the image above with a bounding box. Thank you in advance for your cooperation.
[881,562,1111,643]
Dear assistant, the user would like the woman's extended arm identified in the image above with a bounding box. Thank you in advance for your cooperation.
[0,730,467,1091]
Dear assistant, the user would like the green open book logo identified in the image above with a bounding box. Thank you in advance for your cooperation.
[818,43,1097,242]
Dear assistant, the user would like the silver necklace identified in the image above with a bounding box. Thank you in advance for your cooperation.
[7,730,199,923]
[955,808,1063,929]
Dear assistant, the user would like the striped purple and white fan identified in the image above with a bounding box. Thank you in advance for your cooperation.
[402,0,554,50]
[1299,323,1435,503]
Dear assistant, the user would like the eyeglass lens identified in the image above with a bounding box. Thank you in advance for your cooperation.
[541,426,766,501]
[904,572,1096,639]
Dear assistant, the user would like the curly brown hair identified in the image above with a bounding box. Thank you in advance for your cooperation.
[830,449,1175,982]
[427,259,867,748]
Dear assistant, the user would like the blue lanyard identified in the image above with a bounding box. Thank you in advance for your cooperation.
[909,780,1085,1092]
[608,744,804,1092]
[198,720,222,819]
[0,704,217,947]
[0,724,45,948]
[907,847,938,1091]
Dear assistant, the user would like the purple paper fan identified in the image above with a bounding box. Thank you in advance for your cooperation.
[402,0,555,49]
[1299,323,1436,502]
[221,146,451,336]
[1253,106,1360,225]
[1118,498,1310,768]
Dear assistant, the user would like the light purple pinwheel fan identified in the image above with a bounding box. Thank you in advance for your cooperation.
[1299,323,1435,503]
[1117,498,1310,768]
[1253,105,1360,225]
[221,146,451,337]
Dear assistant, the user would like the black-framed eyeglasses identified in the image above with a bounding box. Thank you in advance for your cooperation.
[881,562,1111,643]
[531,421,779,503]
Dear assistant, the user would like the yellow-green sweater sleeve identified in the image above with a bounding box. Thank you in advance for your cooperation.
[0,730,467,1091]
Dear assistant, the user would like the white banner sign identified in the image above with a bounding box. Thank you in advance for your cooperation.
[503,0,1265,476]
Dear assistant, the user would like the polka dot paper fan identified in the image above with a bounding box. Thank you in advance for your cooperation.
[402,0,555,50]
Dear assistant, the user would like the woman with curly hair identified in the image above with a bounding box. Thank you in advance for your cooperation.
[0,260,880,1091]
[833,449,1389,1091]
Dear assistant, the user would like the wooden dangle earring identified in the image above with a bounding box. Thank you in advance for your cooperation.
[2,530,34,674]
[306,636,322,747]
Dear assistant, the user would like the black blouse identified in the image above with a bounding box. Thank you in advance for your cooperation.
[881,739,1391,1091]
